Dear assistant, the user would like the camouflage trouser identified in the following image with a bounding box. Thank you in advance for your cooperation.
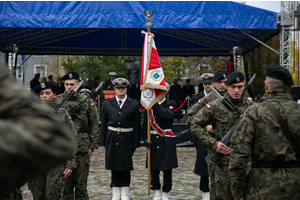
[215,164,234,200]
[4,188,23,200]
[28,175,46,200]
[62,153,90,200]
[45,165,63,199]
[205,155,217,200]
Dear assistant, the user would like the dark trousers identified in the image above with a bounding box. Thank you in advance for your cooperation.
[110,170,131,187]
[199,176,210,192]
[151,169,172,193]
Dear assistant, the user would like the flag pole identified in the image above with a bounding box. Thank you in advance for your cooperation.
[144,9,154,196]
[147,109,151,196]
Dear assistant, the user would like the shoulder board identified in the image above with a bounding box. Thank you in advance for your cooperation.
[193,94,197,96]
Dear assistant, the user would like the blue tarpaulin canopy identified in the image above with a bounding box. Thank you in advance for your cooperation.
[0,1,279,56]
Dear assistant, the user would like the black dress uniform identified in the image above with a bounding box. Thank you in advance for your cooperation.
[100,96,140,172]
[142,99,178,194]
[182,82,195,110]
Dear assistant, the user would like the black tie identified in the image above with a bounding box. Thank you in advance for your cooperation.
[119,100,122,107]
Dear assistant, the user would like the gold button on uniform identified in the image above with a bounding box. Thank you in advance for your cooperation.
[116,143,119,145]
[157,146,159,149]
[119,112,121,114]
[156,136,159,138]
[118,122,120,125]
[155,116,156,118]
[117,132,119,135]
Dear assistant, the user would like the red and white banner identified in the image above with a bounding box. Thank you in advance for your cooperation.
[140,30,167,110]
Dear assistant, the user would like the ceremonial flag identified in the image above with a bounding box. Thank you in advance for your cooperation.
[140,30,167,110]
[226,56,231,75]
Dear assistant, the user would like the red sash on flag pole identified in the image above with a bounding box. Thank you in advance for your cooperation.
[149,109,176,137]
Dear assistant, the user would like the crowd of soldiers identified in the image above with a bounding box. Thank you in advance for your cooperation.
[2,58,300,200]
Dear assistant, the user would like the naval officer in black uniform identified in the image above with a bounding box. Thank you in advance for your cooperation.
[191,73,214,104]
[142,83,178,200]
[100,78,140,200]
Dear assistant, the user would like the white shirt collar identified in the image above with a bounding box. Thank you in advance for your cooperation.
[204,90,207,96]
[116,95,127,108]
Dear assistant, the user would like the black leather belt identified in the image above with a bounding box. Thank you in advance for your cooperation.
[78,128,88,133]
[251,160,300,168]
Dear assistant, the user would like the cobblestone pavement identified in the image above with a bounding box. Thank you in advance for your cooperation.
[22,146,205,199]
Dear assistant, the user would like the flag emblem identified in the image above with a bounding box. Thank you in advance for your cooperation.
[91,103,95,107]
[205,104,210,109]
[198,99,201,104]
[169,106,173,109]
[151,70,163,82]
[69,116,72,120]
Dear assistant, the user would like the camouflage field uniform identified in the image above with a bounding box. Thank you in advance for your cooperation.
[190,92,251,200]
[28,100,79,199]
[185,91,224,200]
[0,60,76,199]
[45,100,79,199]
[55,92,99,199]
[4,188,23,200]
[229,88,300,200]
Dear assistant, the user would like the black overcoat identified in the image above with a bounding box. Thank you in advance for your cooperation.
[100,96,141,171]
[142,100,178,171]
[103,79,114,90]
[191,91,209,176]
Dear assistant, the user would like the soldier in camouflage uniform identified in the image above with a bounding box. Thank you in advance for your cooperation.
[190,71,252,200]
[28,81,79,199]
[0,60,76,199]
[185,70,228,200]
[55,71,99,199]
[229,65,300,200]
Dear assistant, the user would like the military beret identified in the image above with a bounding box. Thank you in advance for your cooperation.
[112,78,129,88]
[266,65,294,85]
[62,71,80,81]
[186,78,191,82]
[212,70,228,82]
[109,71,117,76]
[200,73,214,83]
[48,74,53,78]
[94,76,100,80]
[225,71,244,85]
[34,81,57,94]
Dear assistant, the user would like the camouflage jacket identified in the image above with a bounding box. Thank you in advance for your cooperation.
[0,60,76,198]
[49,100,78,170]
[190,92,251,165]
[229,88,300,199]
[55,91,99,153]
[185,90,226,125]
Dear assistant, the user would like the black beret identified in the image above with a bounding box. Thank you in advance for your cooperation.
[266,65,294,85]
[212,69,228,82]
[112,78,129,88]
[94,76,100,80]
[34,81,57,94]
[225,71,244,85]
[62,71,80,81]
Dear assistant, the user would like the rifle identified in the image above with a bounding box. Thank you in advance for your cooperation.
[69,81,104,119]
[54,81,83,112]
